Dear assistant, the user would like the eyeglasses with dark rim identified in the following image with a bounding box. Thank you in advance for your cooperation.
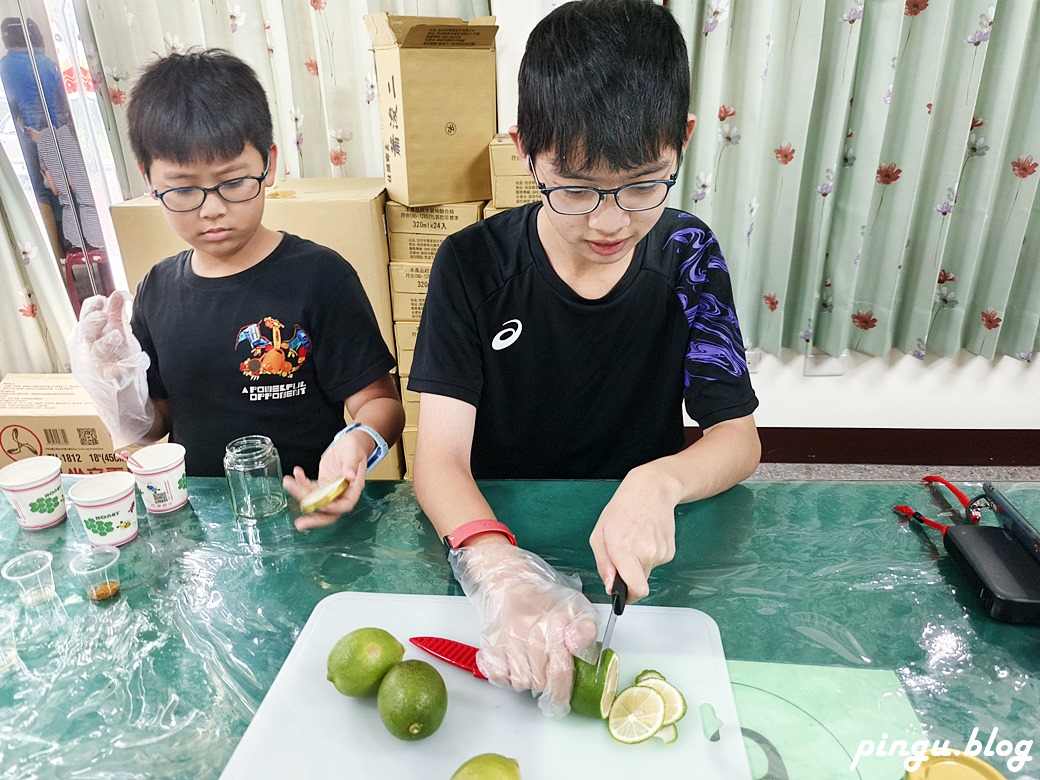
[529,155,681,216]
[150,160,270,213]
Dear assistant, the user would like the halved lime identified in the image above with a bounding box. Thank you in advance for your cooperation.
[570,646,619,719]
[634,669,666,683]
[607,685,666,744]
[636,677,687,726]
[654,723,679,744]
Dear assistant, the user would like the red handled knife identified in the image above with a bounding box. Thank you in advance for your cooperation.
[410,636,487,680]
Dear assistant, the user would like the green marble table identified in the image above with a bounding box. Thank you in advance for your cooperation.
[0,477,1037,778]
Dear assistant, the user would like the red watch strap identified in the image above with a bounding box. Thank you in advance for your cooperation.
[443,519,517,549]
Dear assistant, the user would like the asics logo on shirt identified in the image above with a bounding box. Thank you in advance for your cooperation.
[491,319,523,351]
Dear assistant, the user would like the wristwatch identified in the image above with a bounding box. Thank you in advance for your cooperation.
[324,423,389,472]
[443,519,517,550]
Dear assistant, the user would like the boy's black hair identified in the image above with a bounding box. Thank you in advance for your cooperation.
[517,0,690,175]
[127,48,273,175]
[2,17,44,49]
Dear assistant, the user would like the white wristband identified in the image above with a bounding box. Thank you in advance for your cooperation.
[324,423,389,472]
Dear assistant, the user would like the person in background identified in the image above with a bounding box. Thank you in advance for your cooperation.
[408,0,760,716]
[0,16,103,252]
[68,49,404,530]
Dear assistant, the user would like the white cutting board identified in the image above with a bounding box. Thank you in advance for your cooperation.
[221,593,750,780]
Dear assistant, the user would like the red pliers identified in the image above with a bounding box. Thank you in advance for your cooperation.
[892,475,982,535]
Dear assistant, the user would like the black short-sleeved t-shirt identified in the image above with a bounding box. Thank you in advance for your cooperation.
[131,233,395,477]
[408,204,758,480]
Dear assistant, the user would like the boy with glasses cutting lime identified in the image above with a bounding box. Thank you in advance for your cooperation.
[69,50,403,530]
[409,0,760,716]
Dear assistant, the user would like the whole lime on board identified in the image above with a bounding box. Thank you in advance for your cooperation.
[327,627,404,697]
[450,752,522,779]
[570,646,620,719]
[377,659,448,741]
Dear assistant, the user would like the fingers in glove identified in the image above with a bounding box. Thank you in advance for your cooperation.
[564,615,600,663]
[540,638,576,718]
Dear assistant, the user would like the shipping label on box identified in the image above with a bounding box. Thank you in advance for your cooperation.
[386,201,484,236]
[493,176,541,209]
[392,291,426,322]
[389,232,447,262]
[365,13,498,207]
[395,321,420,353]
[0,374,128,474]
[489,133,528,177]
[390,262,433,294]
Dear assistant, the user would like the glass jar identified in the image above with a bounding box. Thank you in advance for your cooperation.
[223,436,286,520]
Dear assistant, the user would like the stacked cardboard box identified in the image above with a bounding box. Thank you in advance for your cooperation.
[489,133,539,212]
[386,200,484,475]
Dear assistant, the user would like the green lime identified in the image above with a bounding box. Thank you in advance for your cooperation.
[634,669,665,683]
[450,752,522,779]
[636,677,687,726]
[607,685,666,744]
[377,659,448,741]
[326,627,404,697]
[570,645,619,719]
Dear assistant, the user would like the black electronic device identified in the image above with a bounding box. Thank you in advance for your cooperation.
[943,486,1040,624]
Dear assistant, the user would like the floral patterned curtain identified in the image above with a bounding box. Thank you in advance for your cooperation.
[77,0,491,198]
[669,0,1039,362]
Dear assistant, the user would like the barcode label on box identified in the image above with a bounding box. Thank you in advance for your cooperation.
[44,428,69,445]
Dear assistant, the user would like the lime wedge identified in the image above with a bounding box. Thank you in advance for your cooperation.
[607,685,666,744]
[570,646,619,719]
[634,669,666,683]
[636,677,687,726]
[300,476,348,514]
[653,723,679,744]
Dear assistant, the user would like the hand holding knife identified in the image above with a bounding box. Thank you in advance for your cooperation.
[596,574,627,675]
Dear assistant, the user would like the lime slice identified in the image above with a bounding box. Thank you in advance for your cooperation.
[300,476,348,514]
[570,646,619,719]
[636,677,687,726]
[654,723,679,744]
[607,685,666,744]
[634,669,666,683]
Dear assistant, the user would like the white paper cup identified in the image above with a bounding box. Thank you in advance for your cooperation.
[67,472,139,547]
[127,443,188,514]
[0,456,66,530]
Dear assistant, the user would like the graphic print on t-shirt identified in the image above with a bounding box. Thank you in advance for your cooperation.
[235,316,312,379]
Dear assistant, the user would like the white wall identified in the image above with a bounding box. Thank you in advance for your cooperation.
[492,1,1038,431]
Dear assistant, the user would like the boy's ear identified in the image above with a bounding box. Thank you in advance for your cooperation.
[507,125,530,175]
[683,114,697,150]
[264,145,278,185]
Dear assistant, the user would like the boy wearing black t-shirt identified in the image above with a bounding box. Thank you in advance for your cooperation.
[409,0,760,717]
[70,50,403,530]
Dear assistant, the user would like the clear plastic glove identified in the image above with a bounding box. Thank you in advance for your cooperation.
[449,543,600,718]
[67,292,155,448]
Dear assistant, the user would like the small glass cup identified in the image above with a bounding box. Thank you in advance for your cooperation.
[224,435,287,520]
[1,550,57,607]
[69,545,121,602]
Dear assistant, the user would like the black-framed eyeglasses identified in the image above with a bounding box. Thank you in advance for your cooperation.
[529,155,681,216]
[150,160,270,213]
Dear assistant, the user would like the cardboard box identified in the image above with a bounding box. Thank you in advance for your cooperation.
[109,179,396,353]
[397,346,414,376]
[402,426,418,459]
[482,205,511,219]
[0,374,128,474]
[386,201,484,236]
[392,291,426,323]
[401,383,420,425]
[389,262,432,294]
[489,133,527,177]
[492,175,540,209]
[394,321,421,353]
[389,232,446,262]
[365,13,498,206]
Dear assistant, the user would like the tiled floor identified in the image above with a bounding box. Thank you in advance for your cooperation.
[750,463,1040,481]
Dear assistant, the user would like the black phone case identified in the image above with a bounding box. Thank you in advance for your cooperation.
[943,525,1040,624]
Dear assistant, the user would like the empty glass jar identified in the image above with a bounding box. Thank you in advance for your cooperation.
[223,436,286,520]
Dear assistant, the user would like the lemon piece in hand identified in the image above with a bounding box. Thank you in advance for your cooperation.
[327,627,404,697]
[607,685,666,744]
[377,659,448,741]
[570,645,620,719]
[450,753,522,779]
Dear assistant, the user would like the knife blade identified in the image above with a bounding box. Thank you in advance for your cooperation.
[410,636,487,679]
[597,574,628,675]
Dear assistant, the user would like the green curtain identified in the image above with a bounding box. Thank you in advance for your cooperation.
[669,0,1039,362]
[78,0,491,198]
